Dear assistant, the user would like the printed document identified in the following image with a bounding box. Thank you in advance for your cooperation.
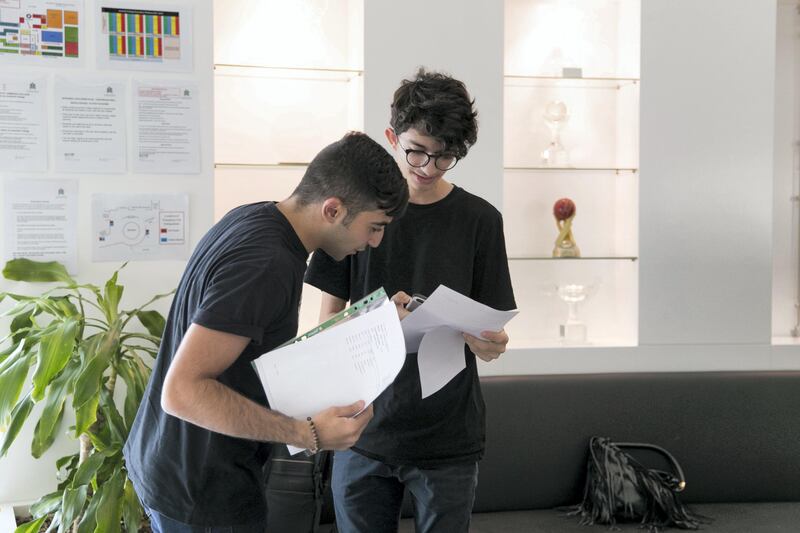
[0,75,47,171]
[4,178,78,274]
[54,78,126,173]
[253,297,406,455]
[401,285,518,398]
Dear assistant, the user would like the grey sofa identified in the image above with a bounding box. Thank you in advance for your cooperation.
[452,372,800,532]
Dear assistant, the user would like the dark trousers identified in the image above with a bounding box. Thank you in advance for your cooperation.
[331,449,478,533]
[144,506,266,533]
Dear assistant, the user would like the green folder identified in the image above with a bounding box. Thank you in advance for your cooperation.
[277,286,388,349]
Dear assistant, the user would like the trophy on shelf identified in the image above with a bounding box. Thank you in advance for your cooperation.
[552,197,580,258]
[541,100,570,166]
[556,283,596,344]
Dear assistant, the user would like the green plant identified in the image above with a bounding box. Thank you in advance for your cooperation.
[0,259,173,533]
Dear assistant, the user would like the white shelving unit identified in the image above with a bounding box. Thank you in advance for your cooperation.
[503,0,640,348]
[213,0,364,332]
[772,0,800,344]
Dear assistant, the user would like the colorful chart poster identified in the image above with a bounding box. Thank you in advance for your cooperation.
[96,2,192,72]
[0,0,82,64]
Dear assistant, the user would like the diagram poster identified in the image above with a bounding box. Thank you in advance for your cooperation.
[0,0,82,65]
[91,193,189,262]
[96,1,192,72]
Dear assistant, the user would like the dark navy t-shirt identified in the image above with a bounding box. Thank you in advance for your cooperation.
[124,202,308,526]
[305,186,516,467]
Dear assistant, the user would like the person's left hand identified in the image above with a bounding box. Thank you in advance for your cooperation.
[463,329,509,362]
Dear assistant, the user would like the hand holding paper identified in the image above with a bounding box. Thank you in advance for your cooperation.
[401,285,518,398]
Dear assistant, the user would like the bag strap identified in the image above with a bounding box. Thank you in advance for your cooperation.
[613,442,687,491]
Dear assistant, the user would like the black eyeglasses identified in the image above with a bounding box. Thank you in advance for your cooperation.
[395,135,460,171]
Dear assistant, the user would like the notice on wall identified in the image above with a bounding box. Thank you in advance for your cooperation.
[0,75,47,171]
[91,192,189,262]
[0,0,83,65]
[4,178,78,273]
[54,77,126,173]
[133,80,200,174]
[96,1,192,72]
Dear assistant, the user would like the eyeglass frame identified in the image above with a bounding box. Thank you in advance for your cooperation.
[393,131,460,171]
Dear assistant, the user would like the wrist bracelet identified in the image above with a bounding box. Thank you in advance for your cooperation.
[306,416,320,455]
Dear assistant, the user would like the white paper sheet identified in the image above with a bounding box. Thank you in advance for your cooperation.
[4,178,78,273]
[0,75,47,171]
[96,2,193,72]
[132,80,200,174]
[54,78,126,173]
[253,298,406,455]
[0,0,84,67]
[91,192,189,261]
[401,285,519,398]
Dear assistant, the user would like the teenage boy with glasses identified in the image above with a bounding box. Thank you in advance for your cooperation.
[305,69,516,533]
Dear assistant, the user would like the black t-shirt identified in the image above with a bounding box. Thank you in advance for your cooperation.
[123,202,308,526]
[305,185,516,467]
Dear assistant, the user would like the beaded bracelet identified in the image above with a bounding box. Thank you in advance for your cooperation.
[306,416,320,455]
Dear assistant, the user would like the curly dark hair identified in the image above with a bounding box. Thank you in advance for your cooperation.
[291,132,409,223]
[389,68,478,159]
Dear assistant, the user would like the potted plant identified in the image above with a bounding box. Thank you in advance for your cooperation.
[0,259,172,532]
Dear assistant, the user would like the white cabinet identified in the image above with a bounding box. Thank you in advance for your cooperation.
[503,0,640,348]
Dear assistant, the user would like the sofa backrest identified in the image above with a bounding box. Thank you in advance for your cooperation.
[474,371,800,512]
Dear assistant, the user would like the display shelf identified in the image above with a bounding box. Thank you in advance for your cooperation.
[506,259,638,348]
[503,0,640,348]
[509,256,637,261]
[214,63,363,81]
[505,166,637,173]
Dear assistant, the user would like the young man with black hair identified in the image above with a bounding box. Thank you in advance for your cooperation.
[123,132,409,532]
[306,70,516,532]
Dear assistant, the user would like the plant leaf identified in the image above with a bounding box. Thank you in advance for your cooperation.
[73,334,113,410]
[122,477,142,533]
[93,467,124,533]
[134,309,166,338]
[59,484,88,533]
[117,360,145,430]
[31,317,79,401]
[74,392,99,438]
[71,451,106,488]
[76,489,101,533]
[3,258,75,284]
[13,516,46,533]
[101,269,124,323]
[0,350,32,424]
[97,388,126,453]
[0,394,34,457]
[32,361,78,458]
[29,490,63,518]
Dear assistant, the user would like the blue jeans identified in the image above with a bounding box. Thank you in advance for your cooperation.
[332,449,478,533]
[144,506,266,533]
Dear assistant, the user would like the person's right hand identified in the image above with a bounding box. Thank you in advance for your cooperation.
[311,400,374,450]
[390,291,412,321]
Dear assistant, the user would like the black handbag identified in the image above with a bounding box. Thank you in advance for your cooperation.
[264,446,335,533]
[567,436,705,532]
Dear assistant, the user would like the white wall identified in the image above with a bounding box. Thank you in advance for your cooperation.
[364,0,504,211]
[0,0,214,507]
[484,0,800,376]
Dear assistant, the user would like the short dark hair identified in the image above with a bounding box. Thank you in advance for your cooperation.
[389,68,478,159]
[291,132,408,223]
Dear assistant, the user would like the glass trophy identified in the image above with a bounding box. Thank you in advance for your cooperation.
[556,283,594,344]
[541,100,569,166]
